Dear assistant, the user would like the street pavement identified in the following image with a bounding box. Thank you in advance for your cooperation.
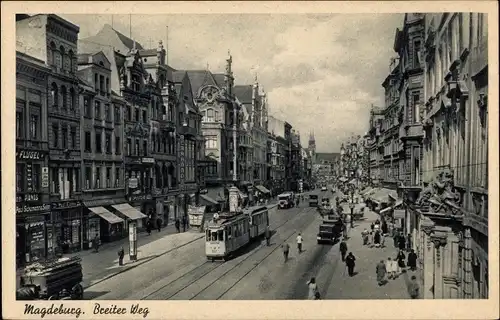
[80,195,415,300]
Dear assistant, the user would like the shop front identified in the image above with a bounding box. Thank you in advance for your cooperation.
[86,206,125,244]
[112,203,148,232]
[163,196,177,225]
[49,200,83,254]
[127,193,153,229]
[255,185,271,202]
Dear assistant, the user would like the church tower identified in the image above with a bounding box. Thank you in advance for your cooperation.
[308,130,316,165]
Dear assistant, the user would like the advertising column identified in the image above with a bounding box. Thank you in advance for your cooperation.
[129,221,137,261]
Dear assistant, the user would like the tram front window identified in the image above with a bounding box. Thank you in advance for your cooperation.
[210,231,218,241]
[217,230,224,241]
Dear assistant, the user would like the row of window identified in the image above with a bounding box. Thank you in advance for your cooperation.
[185,140,196,182]
[151,133,176,155]
[16,109,40,140]
[202,109,220,123]
[126,138,149,157]
[48,42,75,73]
[83,98,119,122]
[50,83,77,111]
[51,124,78,149]
[84,166,121,189]
[83,131,120,155]
[94,73,110,94]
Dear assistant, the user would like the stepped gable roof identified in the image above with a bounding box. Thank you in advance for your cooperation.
[233,85,253,104]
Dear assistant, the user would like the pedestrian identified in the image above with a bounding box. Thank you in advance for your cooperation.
[93,235,100,253]
[282,243,290,262]
[307,277,320,300]
[265,226,271,246]
[409,275,420,299]
[370,222,375,232]
[339,238,348,261]
[386,257,395,279]
[407,249,418,271]
[374,230,381,247]
[345,252,356,277]
[393,231,400,248]
[361,228,369,245]
[156,218,162,232]
[146,220,152,235]
[381,222,388,236]
[376,259,387,286]
[406,233,412,252]
[182,215,187,232]
[398,235,406,251]
[296,233,303,253]
[397,250,406,272]
[175,218,180,233]
[117,247,124,266]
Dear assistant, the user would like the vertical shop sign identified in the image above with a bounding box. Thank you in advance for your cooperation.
[179,135,186,190]
[26,163,33,191]
[41,167,49,188]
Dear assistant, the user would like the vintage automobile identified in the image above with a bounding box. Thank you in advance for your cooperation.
[317,215,344,244]
[309,194,319,207]
[16,256,84,300]
[319,197,334,215]
[277,193,294,209]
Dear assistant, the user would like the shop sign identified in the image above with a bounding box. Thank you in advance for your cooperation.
[16,193,41,203]
[141,157,155,164]
[41,167,49,188]
[129,194,152,202]
[17,204,50,214]
[179,136,186,186]
[51,201,82,210]
[16,150,45,160]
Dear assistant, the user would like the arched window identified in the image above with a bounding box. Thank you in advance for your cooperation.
[69,88,76,110]
[51,83,59,107]
[59,46,65,70]
[49,42,57,66]
[68,50,74,73]
[61,86,67,110]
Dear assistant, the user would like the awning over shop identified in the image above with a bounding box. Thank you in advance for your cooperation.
[205,187,226,202]
[83,198,127,207]
[112,203,148,220]
[255,185,271,194]
[379,200,404,215]
[89,207,124,224]
[199,194,218,206]
[370,188,397,204]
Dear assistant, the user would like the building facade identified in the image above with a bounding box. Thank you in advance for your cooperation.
[367,106,385,185]
[15,51,52,266]
[414,12,489,299]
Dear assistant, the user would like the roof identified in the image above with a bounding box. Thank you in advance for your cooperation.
[79,24,143,55]
[182,70,218,97]
[212,74,226,87]
[233,85,253,103]
[172,70,187,83]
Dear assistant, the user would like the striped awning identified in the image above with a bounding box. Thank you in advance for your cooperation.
[112,203,148,220]
[255,185,271,194]
[200,194,218,206]
[89,207,124,224]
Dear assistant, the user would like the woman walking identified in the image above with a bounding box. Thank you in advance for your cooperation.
[376,260,387,286]
[307,277,320,300]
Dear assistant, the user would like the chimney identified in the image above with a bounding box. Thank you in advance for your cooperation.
[157,40,164,65]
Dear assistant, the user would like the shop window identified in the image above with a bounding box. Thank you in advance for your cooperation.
[50,167,59,194]
[16,163,24,192]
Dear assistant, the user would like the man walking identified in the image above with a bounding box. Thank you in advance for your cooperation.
[345,252,356,277]
[376,259,387,286]
[265,226,271,246]
[175,218,180,233]
[407,249,418,271]
[156,217,162,232]
[117,247,125,266]
[282,243,290,262]
[296,233,303,254]
[339,238,348,261]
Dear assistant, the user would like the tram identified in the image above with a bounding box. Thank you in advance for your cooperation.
[205,205,269,261]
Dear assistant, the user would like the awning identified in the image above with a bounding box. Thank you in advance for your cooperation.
[205,187,225,202]
[394,209,406,219]
[112,203,148,220]
[89,207,124,224]
[255,185,271,194]
[380,200,404,215]
[199,194,218,206]
[370,188,397,204]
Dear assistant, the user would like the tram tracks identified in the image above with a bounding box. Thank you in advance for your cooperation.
[141,207,315,300]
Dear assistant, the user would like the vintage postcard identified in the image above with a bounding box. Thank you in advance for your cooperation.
[1,1,498,319]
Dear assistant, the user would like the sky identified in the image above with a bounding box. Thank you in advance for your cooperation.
[63,13,404,152]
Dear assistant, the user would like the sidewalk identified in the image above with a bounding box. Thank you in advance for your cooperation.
[324,207,412,299]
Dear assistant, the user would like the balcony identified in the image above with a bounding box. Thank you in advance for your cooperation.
[178,125,197,138]
[400,123,424,141]
[159,115,175,132]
